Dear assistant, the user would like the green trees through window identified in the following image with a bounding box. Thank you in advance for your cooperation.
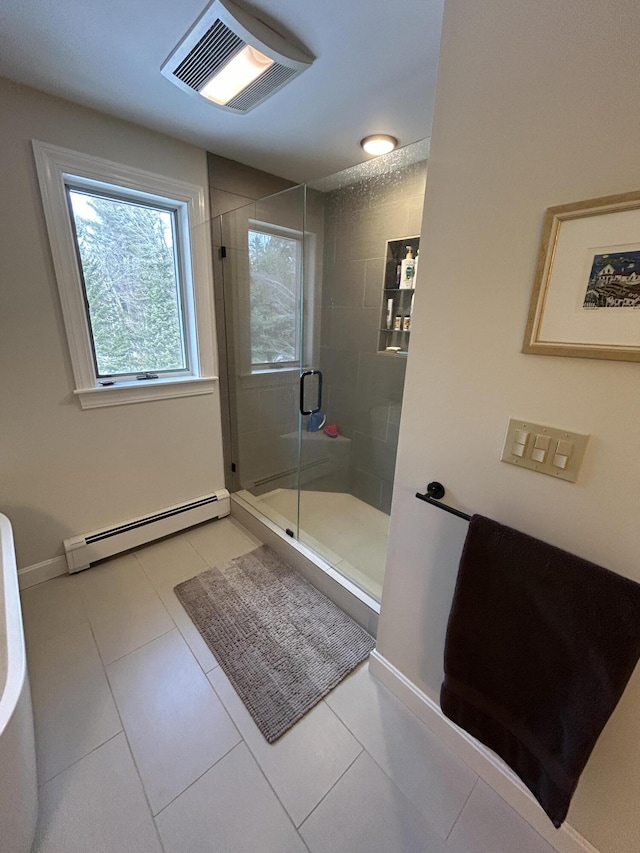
[248,228,301,366]
[68,190,186,377]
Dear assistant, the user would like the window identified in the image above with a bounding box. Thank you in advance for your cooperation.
[67,189,187,378]
[32,141,216,408]
[248,224,302,370]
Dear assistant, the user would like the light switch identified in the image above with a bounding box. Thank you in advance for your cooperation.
[501,418,590,483]
[534,434,550,451]
[556,439,573,457]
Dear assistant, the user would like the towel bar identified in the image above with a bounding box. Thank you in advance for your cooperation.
[415,482,471,522]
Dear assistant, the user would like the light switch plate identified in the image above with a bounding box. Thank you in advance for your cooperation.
[501,418,590,482]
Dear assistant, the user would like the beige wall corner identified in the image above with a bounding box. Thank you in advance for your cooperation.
[0,78,225,568]
[378,1,640,851]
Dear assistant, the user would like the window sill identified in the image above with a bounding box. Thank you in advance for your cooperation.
[237,366,300,390]
[249,366,300,376]
[74,375,218,409]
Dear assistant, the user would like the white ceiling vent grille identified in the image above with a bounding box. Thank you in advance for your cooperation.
[173,20,244,91]
[227,64,296,111]
[161,0,313,114]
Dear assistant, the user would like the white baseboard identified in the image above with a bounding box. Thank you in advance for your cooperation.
[18,555,67,590]
[65,490,230,572]
[17,491,231,588]
[369,650,599,853]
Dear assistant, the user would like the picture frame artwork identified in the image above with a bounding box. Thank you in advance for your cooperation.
[523,190,640,362]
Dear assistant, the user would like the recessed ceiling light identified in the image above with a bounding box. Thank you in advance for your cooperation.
[360,135,398,156]
[161,0,313,114]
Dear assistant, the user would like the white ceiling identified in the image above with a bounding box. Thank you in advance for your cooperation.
[0,0,444,183]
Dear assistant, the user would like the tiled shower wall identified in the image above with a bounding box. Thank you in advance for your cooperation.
[320,160,427,514]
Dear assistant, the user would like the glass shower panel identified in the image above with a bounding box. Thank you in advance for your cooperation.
[220,186,306,539]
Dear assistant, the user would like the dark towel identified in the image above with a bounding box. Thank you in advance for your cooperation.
[441,514,640,828]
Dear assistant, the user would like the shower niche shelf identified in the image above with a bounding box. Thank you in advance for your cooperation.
[378,235,420,356]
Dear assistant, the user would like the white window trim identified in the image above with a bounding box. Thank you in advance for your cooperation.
[32,140,217,409]
[237,218,317,380]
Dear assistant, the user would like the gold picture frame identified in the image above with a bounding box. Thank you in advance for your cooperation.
[523,190,640,362]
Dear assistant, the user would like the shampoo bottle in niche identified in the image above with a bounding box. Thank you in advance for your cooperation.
[404,293,414,331]
[413,250,419,289]
[399,246,415,289]
[386,298,394,329]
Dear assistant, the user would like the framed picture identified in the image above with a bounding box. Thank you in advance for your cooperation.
[523,190,640,361]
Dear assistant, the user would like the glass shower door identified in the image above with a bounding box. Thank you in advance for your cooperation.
[294,186,346,565]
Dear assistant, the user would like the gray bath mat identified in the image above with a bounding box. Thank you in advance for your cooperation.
[174,545,375,742]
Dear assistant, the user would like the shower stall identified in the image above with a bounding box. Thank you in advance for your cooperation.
[213,141,427,604]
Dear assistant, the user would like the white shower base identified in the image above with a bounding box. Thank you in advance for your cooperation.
[237,489,389,601]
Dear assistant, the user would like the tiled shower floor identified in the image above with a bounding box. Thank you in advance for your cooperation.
[237,488,389,600]
[21,515,555,853]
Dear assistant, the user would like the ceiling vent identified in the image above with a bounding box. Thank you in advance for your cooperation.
[161,0,313,114]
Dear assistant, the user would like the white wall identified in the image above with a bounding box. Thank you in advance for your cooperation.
[0,77,225,568]
[378,1,640,851]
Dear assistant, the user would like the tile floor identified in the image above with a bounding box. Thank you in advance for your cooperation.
[20,516,555,852]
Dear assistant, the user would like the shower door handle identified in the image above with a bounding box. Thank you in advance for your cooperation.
[300,369,323,415]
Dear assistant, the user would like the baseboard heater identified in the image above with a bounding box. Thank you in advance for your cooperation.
[63,489,230,573]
